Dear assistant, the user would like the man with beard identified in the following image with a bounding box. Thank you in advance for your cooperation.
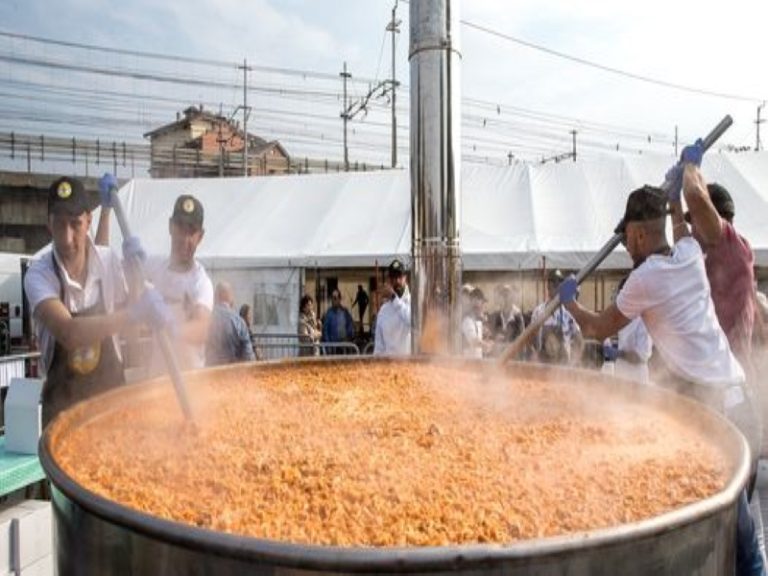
[373,259,411,356]
[557,179,764,576]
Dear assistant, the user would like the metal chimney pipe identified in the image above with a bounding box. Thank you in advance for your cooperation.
[409,0,462,355]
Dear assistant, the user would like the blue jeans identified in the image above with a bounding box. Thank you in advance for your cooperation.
[737,491,766,576]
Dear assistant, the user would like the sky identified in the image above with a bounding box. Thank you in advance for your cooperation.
[1,0,767,171]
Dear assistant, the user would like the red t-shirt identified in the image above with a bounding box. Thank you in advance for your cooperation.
[704,220,755,359]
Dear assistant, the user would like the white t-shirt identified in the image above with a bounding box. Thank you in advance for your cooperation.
[144,256,214,372]
[616,237,744,388]
[373,288,412,356]
[24,239,128,375]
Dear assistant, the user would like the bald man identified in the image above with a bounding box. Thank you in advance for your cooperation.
[205,281,255,366]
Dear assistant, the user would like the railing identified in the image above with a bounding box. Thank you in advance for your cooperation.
[0,131,392,178]
[0,352,41,389]
[250,333,360,360]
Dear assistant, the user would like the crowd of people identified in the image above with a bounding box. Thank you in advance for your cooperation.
[25,159,767,574]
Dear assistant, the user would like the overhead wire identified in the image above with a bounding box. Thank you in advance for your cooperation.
[3,18,738,169]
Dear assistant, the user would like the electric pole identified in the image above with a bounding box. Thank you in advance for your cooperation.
[756,102,765,152]
[571,130,577,162]
[386,1,401,168]
[239,59,253,176]
[340,61,351,171]
[674,125,679,157]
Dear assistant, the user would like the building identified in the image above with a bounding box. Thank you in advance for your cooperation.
[144,106,290,178]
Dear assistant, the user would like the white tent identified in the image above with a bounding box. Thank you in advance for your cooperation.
[112,151,768,271]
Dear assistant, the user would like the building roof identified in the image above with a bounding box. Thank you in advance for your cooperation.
[143,106,225,139]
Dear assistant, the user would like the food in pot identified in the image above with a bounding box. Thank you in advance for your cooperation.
[49,361,728,547]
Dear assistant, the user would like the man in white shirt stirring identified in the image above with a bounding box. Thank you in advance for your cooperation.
[557,178,764,576]
[24,176,170,425]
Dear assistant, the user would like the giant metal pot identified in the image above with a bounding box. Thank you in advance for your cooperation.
[39,359,749,575]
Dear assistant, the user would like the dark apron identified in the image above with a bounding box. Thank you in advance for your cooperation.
[42,254,125,427]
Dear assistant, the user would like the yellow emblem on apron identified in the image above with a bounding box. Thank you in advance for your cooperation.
[68,342,102,375]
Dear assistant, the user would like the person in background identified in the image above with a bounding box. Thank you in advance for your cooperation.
[143,194,214,374]
[373,259,411,356]
[321,288,355,354]
[24,176,171,426]
[461,283,474,318]
[488,284,525,349]
[351,284,369,332]
[205,282,255,367]
[531,269,583,364]
[601,278,653,385]
[238,303,263,360]
[462,287,492,358]
[558,177,764,576]
[666,147,756,370]
[298,295,322,357]
[239,304,253,330]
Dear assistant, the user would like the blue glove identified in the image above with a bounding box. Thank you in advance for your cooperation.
[680,138,704,167]
[122,236,146,264]
[664,165,683,203]
[603,342,619,362]
[98,173,118,207]
[128,288,173,331]
[558,275,579,304]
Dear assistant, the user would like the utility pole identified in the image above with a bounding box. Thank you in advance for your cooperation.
[340,61,351,171]
[239,59,253,176]
[756,102,765,152]
[571,130,577,162]
[674,125,679,156]
[386,1,401,168]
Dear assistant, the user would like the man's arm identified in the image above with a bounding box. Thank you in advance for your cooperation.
[345,309,355,341]
[373,311,385,355]
[35,298,129,351]
[683,165,722,247]
[563,301,631,341]
[668,175,691,244]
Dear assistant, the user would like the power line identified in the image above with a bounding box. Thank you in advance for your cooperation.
[0,29,380,85]
[461,20,765,103]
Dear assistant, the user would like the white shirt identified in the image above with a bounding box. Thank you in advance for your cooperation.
[24,239,128,375]
[614,318,652,384]
[461,315,484,359]
[373,288,411,356]
[616,237,744,388]
[144,256,214,372]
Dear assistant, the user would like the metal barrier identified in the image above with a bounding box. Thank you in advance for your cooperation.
[0,352,41,389]
[250,333,360,360]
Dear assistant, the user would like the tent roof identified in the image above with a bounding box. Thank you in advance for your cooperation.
[112,152,768,270]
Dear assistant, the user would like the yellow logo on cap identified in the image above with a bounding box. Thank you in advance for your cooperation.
[57,181,72,199]
[182,198,195,214]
